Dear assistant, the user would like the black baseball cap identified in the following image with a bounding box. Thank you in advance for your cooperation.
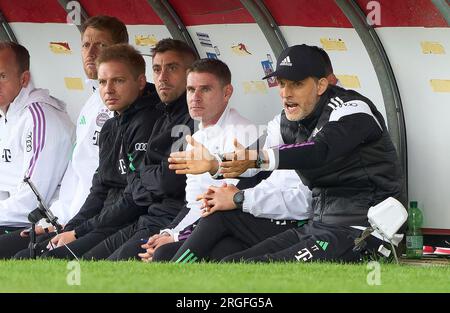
[262,44,327,81]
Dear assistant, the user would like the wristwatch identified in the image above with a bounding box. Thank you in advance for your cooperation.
[233,190,245,209]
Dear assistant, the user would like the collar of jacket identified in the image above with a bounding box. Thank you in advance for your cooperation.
[297,86,331,131]
[280,86,331,142]
[198,104,231,131]
[85,79,99,93]
[157,91,189,117]
[1,82,34,117]
[114,82,159,125]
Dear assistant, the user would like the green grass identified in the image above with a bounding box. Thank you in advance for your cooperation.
[0,260,449,293]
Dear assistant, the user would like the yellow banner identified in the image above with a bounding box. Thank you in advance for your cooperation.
[336,75,361,89]
[321,38,347,51]
[64,77,84,90]
[421,42,445,54]
[430,79,450,92]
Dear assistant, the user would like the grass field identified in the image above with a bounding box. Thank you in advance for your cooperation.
[0,260,449,293]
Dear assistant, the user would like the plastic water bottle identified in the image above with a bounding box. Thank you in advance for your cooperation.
[406,201,423,259]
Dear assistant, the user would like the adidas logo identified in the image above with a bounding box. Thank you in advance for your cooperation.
[175,248,198,264]
[316,240,329,251]
[280,56,292,66]
[311,126,323,137]
[79,116,86,125]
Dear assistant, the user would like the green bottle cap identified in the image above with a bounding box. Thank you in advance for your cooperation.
[410,201,418,208]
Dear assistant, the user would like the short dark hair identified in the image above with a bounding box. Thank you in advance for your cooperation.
[311,46,333,76]
[81,15,128,44]
[187,58,231,86]
[0,41,30,73]
[151,38,198,62]
[96,44,145,78]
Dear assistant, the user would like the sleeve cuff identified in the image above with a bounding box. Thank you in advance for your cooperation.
[74,225,87,238]
[241,190,253,214]
[160,228,179,242]
[210,154,223,179]
[266,149,277,171]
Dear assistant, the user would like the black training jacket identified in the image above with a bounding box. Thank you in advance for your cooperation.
[90,92,195,230]
[64,83,161,236]
[277,85,404,226]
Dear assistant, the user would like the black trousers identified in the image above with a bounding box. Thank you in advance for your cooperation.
[14,230,115,260]
[0,229,54,259]
[153,236,247,262]
[222,221,390,263]
[170,210,298,263]
[83,212,175,261]
[0,226,24,236]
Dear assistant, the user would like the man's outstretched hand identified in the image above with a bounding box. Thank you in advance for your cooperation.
[168,135,218,175]
[220,138,258,178]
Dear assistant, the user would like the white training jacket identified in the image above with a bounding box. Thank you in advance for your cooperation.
[0,83,74,227]
[162,109,312,241]
[242,113,312,221]
[161,106,256,240]
[46,80,113,225]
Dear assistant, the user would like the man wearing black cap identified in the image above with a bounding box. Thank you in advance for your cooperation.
[170,44,404,263]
